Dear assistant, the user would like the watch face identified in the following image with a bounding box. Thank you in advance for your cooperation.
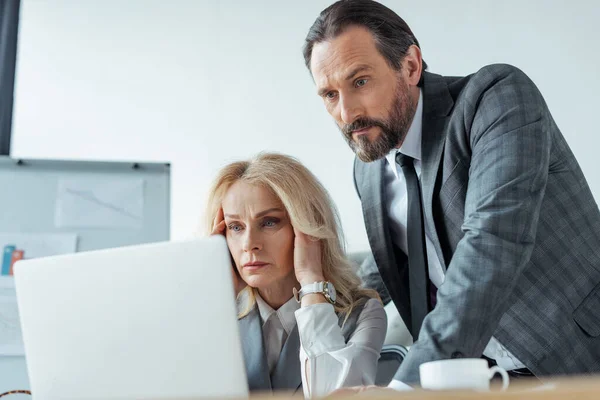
[326,282,337,303]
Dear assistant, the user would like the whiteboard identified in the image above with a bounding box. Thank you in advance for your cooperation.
[0,156,170,393]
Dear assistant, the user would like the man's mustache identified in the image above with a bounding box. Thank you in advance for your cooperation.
[342,117,388,136]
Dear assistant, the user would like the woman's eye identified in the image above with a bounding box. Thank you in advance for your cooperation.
[355,78,367,87]
[228,224,243,232]
[262,219,278,228]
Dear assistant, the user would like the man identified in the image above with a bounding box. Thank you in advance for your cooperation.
[303,0,600,388]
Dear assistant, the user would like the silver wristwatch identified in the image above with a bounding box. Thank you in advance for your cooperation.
[293,281,337,304]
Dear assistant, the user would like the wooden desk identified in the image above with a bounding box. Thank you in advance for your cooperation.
[2,376,599,399]
[250,376,600,400]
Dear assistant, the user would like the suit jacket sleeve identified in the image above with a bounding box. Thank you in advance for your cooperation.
[356,253,392,305]
[394,65,552,384]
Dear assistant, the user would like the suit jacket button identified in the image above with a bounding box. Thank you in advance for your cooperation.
[451,352,463,359]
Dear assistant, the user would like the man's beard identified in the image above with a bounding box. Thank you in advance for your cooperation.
[339,78,417,163]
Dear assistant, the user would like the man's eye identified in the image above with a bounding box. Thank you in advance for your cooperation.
[325,91,337,100]
[355,79,368,88]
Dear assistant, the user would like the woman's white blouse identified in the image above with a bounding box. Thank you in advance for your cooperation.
[254,294,387,398]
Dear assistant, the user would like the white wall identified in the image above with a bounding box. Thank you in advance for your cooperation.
[11,0,600,253]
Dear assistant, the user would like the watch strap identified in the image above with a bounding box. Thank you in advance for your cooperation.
[294,281,333,303]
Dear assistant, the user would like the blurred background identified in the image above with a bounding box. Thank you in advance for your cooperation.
[1,0,599,395]
[8,0,600,252]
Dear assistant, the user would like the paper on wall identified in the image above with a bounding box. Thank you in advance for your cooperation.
[0,278,22,356]
[0,233,78,355]
[0,232,78,262]
[54,178,145,229]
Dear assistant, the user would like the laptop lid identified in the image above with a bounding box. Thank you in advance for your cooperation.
[14,235,247,400]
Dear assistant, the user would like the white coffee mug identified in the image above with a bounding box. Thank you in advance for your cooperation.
[420,359,509,391]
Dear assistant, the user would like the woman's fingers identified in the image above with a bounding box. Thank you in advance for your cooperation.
[211,219,226,235]
[292,225,324,286]
[213,207,224,225]
[212,208,226,235]
[293,225,315,245]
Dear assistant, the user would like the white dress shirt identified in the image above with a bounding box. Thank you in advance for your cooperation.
[255,293,300,373]
[254,293,386,398]
[385,91,526,389]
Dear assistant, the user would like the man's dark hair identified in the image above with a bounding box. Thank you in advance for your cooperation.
[303,0,427,79]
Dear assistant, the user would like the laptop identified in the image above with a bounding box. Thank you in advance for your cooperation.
[13,236,248,400]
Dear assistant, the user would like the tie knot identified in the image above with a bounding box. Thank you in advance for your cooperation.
[395,152,414,168]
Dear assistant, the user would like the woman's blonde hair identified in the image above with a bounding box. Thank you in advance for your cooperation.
[204,152,379,319]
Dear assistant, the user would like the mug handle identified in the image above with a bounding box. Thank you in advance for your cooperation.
[488,366,510,391]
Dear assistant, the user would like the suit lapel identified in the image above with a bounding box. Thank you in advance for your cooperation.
[270,325,302,392]
[420,72,455,272]
[238,307,272,392]
[359,159,408,315]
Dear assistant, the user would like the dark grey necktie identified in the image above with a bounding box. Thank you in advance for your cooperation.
[395,152,430,337]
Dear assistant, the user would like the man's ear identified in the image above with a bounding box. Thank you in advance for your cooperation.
[401,45,423,87]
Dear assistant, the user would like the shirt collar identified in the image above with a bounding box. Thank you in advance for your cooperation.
[385,89,423,178]
[255,291,299,335]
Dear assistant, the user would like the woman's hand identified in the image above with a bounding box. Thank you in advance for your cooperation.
[212,208,246,296]
[211,207,227,236]
[293,226,325,287]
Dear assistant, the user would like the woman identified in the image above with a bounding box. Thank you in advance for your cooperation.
[205,153,386,398]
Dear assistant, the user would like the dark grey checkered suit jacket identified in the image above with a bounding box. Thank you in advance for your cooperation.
[353,64,600,384]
